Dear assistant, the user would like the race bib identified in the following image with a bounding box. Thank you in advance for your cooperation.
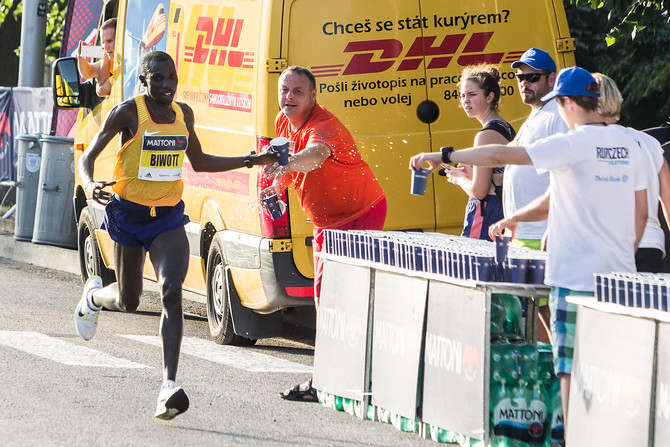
[138,134,188,181]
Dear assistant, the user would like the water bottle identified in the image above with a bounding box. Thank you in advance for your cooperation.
[548,378,564,446]
[490,373,510,447]
[490,295,507,340]
[390,412,416,433]
[528,381,548,445]
[429,424,458,443]
[503,295,524,340]
[377,406,391,424]
[342,398,355,415]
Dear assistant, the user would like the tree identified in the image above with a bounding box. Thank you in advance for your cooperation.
[0,0,67,85]
[569,0,670,45]
[565,1,670,129]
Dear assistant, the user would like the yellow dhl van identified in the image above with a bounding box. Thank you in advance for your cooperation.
[53,0,575,345]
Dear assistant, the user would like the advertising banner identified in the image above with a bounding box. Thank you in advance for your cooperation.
[422,280,488,439]
[568,305,655,446]
[370,271,428,418]
[655,322,670,445]
[0,87,13,181]
[312,260,371,401]
[52,0,104,136]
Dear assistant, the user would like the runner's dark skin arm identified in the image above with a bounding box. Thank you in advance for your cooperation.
[78,99,138,194]
[180,102,276,171]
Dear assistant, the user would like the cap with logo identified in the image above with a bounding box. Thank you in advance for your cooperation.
[540,66,601,102]
[511,48,557,73]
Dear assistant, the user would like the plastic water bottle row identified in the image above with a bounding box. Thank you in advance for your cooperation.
[595,272,670,311]
[323,230,547,285]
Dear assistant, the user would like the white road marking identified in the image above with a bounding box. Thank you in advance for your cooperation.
[0,331,152,368]
[121,335,313,373]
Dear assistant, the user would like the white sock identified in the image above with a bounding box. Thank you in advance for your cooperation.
[86,291,101,311]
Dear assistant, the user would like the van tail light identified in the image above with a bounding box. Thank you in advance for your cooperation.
[257,136,290,238]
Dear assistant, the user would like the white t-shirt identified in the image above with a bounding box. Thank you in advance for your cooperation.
[526,125,647,291]
[504,99,569,239]
[618,125,665,254]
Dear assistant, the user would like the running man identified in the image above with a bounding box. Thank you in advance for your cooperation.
[74,51,276,419]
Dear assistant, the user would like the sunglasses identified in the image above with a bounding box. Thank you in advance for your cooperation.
[515,73,549,83]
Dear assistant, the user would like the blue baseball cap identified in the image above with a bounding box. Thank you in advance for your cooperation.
[511,48,556,73]
[541,66,601,101]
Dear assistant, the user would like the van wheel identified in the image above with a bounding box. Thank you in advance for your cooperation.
[78,207,116,286]
[206,238,257,346]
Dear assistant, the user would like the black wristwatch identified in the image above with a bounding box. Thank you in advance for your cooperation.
[243,151,255,168]
[441,146,455,164]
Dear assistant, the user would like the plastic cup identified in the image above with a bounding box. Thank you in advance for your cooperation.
[495,235,511,265]
[411,168,430,196]
[263,194,286,220]
[508,257,529,283]
[271,136,290,166]
[528,258,546,285]
[474,255,494,282]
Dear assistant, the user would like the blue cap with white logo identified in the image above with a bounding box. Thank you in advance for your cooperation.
[541,66,601,101]
[511,48,556,73]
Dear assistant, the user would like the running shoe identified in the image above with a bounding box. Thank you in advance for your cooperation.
[74,275,103,340]
[154,380,189,420]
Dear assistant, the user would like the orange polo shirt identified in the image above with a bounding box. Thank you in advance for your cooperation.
[275,103,385,228]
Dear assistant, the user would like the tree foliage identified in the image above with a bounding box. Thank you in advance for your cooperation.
[568,0,670,45]
[0,0,67,59]
[565,1,670,128]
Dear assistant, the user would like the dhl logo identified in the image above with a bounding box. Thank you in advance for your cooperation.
[183,17,254,69]
[311,31,523,77]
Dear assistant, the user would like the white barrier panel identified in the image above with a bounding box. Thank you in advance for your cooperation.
[568,304,655,446]
[656,322,670,444]
[370,271,427,419]
[422,280,488,441]
[312,260,371,401]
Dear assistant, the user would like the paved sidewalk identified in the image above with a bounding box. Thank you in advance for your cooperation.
[0,220,79,275]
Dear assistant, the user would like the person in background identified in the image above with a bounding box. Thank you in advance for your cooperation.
[262,66,386,402]
[502,48,568,249]
[593,72,670,273]
[77,18,116,97]
[491,47,569,344]
[74,51,276,420]
[441,64,515,241]
[410,66,648,435]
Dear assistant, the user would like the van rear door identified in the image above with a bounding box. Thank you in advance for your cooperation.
[419,0,575,232]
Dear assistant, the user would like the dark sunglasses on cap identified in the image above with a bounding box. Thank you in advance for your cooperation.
[516,72,549,83]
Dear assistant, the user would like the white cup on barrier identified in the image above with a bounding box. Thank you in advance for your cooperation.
[270,137,290,166]
[263,194,286,220]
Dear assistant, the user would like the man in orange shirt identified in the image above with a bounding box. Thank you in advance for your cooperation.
[263,66,386,401]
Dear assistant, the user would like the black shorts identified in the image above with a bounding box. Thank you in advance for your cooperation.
[636,247,664,273]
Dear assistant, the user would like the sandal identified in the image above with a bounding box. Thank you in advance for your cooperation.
[279,380,318,402]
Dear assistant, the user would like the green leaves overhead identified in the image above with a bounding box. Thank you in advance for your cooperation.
[568,0,669,45]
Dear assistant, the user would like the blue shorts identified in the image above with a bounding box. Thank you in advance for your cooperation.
[103,195,189,251]
[549,287,594,375]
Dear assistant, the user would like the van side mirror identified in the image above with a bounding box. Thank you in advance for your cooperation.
[51,57,99,109]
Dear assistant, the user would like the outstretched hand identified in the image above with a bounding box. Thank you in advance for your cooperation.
[253,150,279,167]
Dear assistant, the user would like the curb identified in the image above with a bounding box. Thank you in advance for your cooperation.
[0,225,80,276]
